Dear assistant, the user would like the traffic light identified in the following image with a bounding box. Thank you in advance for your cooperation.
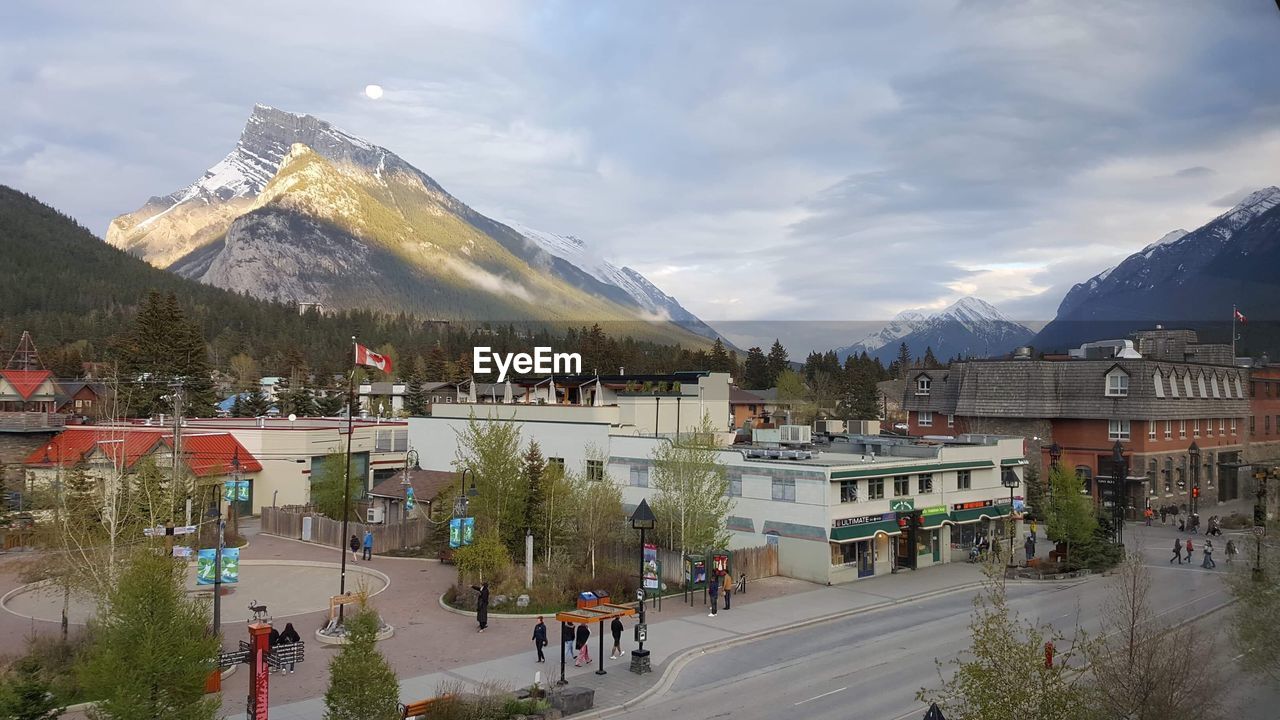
[1192,486,1200,499]
[1256,504,1267,526]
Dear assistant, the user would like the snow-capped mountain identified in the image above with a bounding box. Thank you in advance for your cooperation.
[510,224,722,341]
[104,106,718,346]
[836,297,1034,364]
[1035,185,1280,352]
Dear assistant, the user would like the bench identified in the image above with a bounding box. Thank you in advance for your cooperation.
[401,694,455,719]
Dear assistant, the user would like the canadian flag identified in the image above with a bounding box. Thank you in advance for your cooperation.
[355,343,393,374]
[1234,308,1247,325]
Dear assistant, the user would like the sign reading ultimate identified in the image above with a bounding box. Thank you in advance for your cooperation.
[473,347,582,383]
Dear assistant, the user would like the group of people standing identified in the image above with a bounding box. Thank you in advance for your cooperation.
[1169,536,1237,568]
[531,615,625,666]
[266,622,302,674]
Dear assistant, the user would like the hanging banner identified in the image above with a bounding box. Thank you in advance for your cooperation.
[404,486,416,512]
[237,481,250,502]
[642,544,659,590]
[461,517,475,546]
[225,480,250,503]
[197,547,240,584]
[449,518,462,548]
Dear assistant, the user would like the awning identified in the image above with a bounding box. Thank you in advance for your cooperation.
[951,504,1012,524]
[830,519,899,542]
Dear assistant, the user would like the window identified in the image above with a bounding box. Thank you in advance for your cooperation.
[947,414,955,428]
[1148,421,1156,441]
[548,457,566,474]
[1179,420,1187,439]
[1211,374,1221,398]
[1252,381,1257,397]
[1076,466,1093,495]
[1108,419,1131,441]
[1250,416,1256,433]
[1193,419,1200,437]
[839,480,858,503]
[1197,374,1208,398]
[1165,419,1172,439]
[1219,418,1225,435]
[1207,418,1214,437]
[957,470,972,490]
[771,477,796,502]
[1236,376,1244,398]
[916,376,931,395]
[918,411,933,427]
[729,476,742,497]
[834,541,858,566]
[1154,373,1165,398]
[586,459,604,482]
[1106,371,1129,397]
[1231,417,1238,435]
[1170,374,1180,398]
[868,478,885,499]
[1184,375,1193,397]
[629,466,649,488]
[893,475,910,496]
[917,473,934,494]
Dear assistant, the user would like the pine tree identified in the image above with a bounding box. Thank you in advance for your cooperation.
[403,356,428,416]
[424,345,447,380]
[708,338,731,373]
[765,340,789,387]
[521,441,545,533]
[77,550,219,720]
[323,607,400,720]
[742,347,769,389]
[895,342,912,380]
[0,655,63,720]
[923,346,939,369]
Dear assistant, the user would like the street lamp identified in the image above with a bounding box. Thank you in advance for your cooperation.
[1110,440,1127,546]
[629,498,656,675]
[1001,468,1021,566]
[1047,442,1062,467]
[1188,441,1201,519]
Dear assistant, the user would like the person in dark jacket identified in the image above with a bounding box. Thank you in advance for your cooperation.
[574,622,591,666]
[279,622,301,673]
[562,622,575,664]
[532,616,548,663]
[708,573,719,616]
[348,534,360,562]
[610,616,624,659]
[267,626,283,674]
[470,581,489,632]
[1170,537,1183,564]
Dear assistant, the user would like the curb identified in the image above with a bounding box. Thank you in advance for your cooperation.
[573,574,1092,720]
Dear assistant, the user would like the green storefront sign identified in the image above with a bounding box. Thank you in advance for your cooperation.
[889,499,915,512]
[830,513,898,542]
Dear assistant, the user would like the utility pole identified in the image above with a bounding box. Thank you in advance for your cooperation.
[170,379,185,524]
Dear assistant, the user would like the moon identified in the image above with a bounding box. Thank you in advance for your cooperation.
[364,84,384,100]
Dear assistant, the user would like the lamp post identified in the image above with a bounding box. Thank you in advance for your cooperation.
[1188,441,1201,519]
[1047,442,1062,468]
[1001,468,1020,566]
[629,498,656,675]
[1110,441,1127,547]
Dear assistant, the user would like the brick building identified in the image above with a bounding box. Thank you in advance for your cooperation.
[902,330,1254,517]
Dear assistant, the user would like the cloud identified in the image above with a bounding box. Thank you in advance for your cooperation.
[3,0,1280,340]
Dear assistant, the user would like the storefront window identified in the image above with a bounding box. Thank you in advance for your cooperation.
[839,480,858,503]
[869,478,885,499]
[893,475,909,496]
[917,473,933,494]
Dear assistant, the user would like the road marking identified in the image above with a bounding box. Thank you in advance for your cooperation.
[794,687,847,706]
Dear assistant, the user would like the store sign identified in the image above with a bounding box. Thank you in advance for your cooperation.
[952,499,994,511]
[832,513,894,529]
[889,499,915,512]
[921,505,948,516]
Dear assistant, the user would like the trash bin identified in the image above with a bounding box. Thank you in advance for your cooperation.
[593,589,610,605]
[576,591,598,610]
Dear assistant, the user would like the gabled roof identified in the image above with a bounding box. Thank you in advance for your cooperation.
[369,469,456,501]
[1,369,54,399]
[729,388,765,405]
[24,427,261,477]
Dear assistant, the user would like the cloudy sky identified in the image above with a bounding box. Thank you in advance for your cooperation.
[3,0,1280,332]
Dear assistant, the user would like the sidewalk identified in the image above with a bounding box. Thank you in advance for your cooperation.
[228,560,991,720]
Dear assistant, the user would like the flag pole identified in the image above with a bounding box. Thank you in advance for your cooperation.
[338,335,356,623]
[1232,305,1237,362]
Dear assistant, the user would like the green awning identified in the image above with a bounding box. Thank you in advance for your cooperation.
[830,519,900,542]
[951,504,1012,524]
[922,512,949,529]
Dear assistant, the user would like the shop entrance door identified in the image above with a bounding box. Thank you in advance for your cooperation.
[857,541,874,578]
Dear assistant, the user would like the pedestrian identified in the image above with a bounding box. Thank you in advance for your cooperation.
[1030,519,1037,537]
[610,616,623,659]
[1170,537,1183,564]
[1226,539,1238,565]
[1190,514,1200,535]
[575,621,591,666]
[1160,507,1167,525]
[1024,534,1035,562]
[562,622,575,664]
[348,534,360,562]
[1185,538,1193,565]
[279,622,301,673]
[1144,507,1153,526]
[268,625,282,673]
[362,529,373,561]
[723,572,732,610]
[1178,517,1186,532]
[532,616,547,663]
[708,572,720,617]
[1203,540,1216,569]
[470,581,489,632]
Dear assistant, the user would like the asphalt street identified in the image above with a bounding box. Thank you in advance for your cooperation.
[619,523,1256,720]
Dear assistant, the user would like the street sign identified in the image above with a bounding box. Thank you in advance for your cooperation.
[173,546,192,558]
[217,648,250,669]
[175,525,196,534]
[143,525,197,537]
[1255,526,1267,537]
[889,499,915,512]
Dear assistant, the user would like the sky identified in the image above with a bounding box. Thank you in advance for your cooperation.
[3,0,1280,334]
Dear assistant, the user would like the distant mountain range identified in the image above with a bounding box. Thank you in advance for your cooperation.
[106,105,717,345]
[836,297,1034,364]
[1034,186,1280,353]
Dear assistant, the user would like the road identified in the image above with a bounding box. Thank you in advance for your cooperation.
[618,527,1251,720]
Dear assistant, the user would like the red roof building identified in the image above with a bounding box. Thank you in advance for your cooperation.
[25,427,261,478]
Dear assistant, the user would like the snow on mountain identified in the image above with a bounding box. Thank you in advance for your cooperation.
[836,297,1032,363]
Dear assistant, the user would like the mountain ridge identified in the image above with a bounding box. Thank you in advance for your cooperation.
[836,296,1033,364]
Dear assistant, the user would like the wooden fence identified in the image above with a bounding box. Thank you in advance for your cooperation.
[260,507,432,554]
[610,543,778,586]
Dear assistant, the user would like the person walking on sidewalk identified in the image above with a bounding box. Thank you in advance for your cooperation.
[1202,540,1215,569]
[562,622,575,664]
[362,529,374,561]
[708,572,720,617]
[1024,534,1036,562]
[279,622,301,674]
[348,534,360,563]
[574,622,591,666]
[532,616,548,663]
[1226,539,1238,565]
[1171,537,1183,564]
[470,581,489,632]
[1185,538,1194,566]
[1144,507,1153,526]
[610,616,623,659]
[723,572,732,610]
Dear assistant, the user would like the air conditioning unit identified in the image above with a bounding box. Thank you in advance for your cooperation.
[779,425,812,445]
[366,506,385,524]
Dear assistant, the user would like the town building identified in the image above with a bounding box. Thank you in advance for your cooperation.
[902,329,1255,517]
[729,388,768,429]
